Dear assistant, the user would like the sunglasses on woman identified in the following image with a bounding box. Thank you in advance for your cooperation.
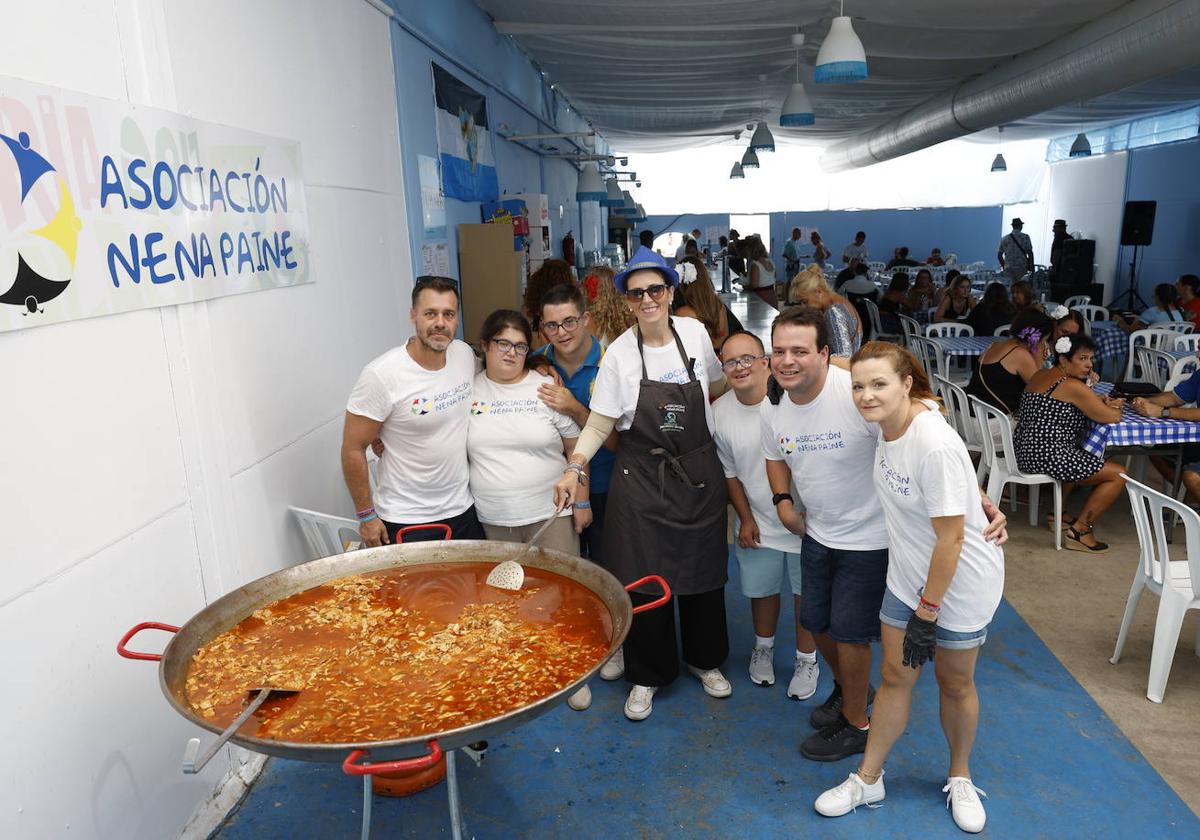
[624,284,670,301]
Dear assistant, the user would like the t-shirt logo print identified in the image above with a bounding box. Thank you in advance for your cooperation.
[779,435,797,454]
[470,400,490,415]
[410,397,433,415]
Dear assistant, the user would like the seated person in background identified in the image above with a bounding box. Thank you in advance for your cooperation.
[839,264,881,341]
[967,282,1017,338]
[1014,334,1127,552]
[966,309,1054,415]
[932,268,960,306]
[788,265,863,357]
[1116,282,1188,332]
[1130,361,1200,506]
[1175,273,1200,324]
[835,260,878,298]
[676,257,743,352]
[1052,307,1086,342]
[933,274,977,323]
[926,247,946,266]
[1010,280,1037,314]
[904,269,936,314]
[886,246,920,269]
[834,257,863,288]
[878,273,909,332]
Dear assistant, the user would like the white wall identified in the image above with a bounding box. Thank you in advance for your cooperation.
[1043,152,1128,302]
[0,2,412,838]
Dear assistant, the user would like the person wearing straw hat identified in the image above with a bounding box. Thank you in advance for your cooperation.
[553,246,733,721]
[997,218,1034,282]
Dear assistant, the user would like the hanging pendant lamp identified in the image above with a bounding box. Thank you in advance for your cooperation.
[815,3,867,84]
[602,177,624,207]
[1069,132,1092,158]
[741,147,760,169]
[633,203,648,223]
[730,162,745,179]
[781,32,815,126]
[615,190,638,216]
[990,126,1007,172]
[750,122,775,152]
[575,162,607,202]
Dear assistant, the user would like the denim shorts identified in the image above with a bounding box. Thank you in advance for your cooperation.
[798,535,889,645]
[878,589,989,650]
[733,544,802,599]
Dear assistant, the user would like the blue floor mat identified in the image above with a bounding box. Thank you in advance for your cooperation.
[213,551,1198,839]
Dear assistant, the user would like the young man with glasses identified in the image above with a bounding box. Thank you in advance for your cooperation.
[712,331,820,698]
[340,275,484,545]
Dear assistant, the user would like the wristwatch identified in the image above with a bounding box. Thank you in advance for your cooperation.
[1162,407,1172,419]
[772,492,794,507]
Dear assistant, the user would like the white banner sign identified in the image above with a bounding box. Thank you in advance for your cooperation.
[0,75,309,333]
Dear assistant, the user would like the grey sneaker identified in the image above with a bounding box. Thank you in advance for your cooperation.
[749,645,775,686]
[787,654,820,700]
[624,684,657,721]
[599,648,625,681]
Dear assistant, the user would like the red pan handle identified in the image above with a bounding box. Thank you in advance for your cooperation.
[342,740,443,775]
[395,524,452,543]
[117,622,180,661]
[627,575,672,614]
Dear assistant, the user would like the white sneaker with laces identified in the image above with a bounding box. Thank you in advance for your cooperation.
[624,684,657,720]
[787,654,820,700]
[599,648,625,681]
[749,645,775,686]
[686,665,732,698]
[567,683,592,711]
[814,771,886,817]
[943,776,987,833]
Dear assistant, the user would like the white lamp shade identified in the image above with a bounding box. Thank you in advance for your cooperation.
[780,83,815,126]
[741,147,760,169]
[602,177,624,206]
[815,16,867,83]
[575,162,607,202]
[990,153,1007,172]
[730,162,745,179]
[615,189,637,215]
[749,121,775,152]
[1069,133,1092,158]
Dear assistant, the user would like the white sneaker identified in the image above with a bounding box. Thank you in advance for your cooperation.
[686,665,732,698]
[814,771,886,817]
[567,683,592,711]
[600,648,625,681]
[624,684,657,720]
[787,654,820,700]
[943,777,987,833]
[749,645,775,686]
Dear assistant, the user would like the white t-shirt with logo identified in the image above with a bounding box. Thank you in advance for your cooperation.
[713,392,804,553]
[759,365,889,550]
[590,316,722,432]
[467,371,581,527]
[346,340,475,522]
[874,409,1004,632]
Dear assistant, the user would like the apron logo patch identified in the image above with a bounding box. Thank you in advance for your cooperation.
[659,402,686,433]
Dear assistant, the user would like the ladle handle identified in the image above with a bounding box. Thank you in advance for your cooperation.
[395,524,452,543]
[627,575,672,614]
[117,622,180,661]
[342,740,443,775]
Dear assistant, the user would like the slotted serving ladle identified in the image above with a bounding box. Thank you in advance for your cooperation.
[485,515,557,590]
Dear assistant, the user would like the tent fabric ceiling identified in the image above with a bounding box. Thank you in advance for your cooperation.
[477,0,1200,152]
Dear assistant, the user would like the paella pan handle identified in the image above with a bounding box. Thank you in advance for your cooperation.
[626,575,672,614]
[342,740,443,775]
[116,622,180,661]
[395,524,452,543]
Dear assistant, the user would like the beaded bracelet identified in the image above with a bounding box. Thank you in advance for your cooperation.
[562,463,588,486]
[356,507,377,523]
[918,595,941,615]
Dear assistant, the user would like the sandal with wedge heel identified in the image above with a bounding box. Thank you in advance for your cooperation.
[1046,513,1076,532]
[1065,523,1109,553]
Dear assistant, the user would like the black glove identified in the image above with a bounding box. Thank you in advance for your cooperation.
[902,613,938,669]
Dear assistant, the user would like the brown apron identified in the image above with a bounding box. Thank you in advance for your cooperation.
[602,322,728,595]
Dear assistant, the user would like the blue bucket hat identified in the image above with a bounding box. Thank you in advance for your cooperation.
[614,246,680,293]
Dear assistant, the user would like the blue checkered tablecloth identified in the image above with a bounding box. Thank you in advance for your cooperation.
[1082,382,1200,457]
[1090,321,1126,361]
[931,335,1004,357]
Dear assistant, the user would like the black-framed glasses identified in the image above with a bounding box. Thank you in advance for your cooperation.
[489,338,530,356]
[720,354,768,372]
[624,284,670,301]
[542,315,583,334]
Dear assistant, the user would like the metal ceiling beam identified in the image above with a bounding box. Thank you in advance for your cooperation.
[495,21,804,34]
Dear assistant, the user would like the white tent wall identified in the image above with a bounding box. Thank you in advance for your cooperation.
[1043,152,1129,303]
[0,1,411,839]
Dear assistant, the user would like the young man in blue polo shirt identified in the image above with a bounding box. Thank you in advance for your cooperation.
[536,283,625,680]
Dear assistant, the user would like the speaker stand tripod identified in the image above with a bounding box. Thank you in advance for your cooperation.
[1109,244,1149,313]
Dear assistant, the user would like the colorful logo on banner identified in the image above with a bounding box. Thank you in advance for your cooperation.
[0,132,80,315]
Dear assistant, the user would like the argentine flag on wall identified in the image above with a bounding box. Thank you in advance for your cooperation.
[432,63,499,203]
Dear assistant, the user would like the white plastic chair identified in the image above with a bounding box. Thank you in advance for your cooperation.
[1135,346,1175,390]
[897,313,922,350]
[970,396,1062,547]
[863,299,902,344]
[930,375,955,426]
[993,323,1012,337]
[925,323,974,338]
[908,334,941,379]
[1064,294,1091,308]
[1111,476,1200,703]
[1172,334,1200,353]
[868,261,886,272]
[935,375,985,479]
[1171,355,1198,383]
[1125,328,1176,381]
[289,506,362,560]
[1071,304,1109,323]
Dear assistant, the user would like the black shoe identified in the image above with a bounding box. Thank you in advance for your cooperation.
[809,682,877,729]
[799,715,869,762]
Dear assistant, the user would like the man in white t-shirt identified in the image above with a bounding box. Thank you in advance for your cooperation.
[842,230,868,265]
[341,275,481,546]
[760,307,888,763]
[713,331,820,699]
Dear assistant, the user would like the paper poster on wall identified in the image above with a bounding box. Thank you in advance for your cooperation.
[0,74,309,334]
[431,63,498,203]
[418,154,445,240]
[420,241,450,277]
